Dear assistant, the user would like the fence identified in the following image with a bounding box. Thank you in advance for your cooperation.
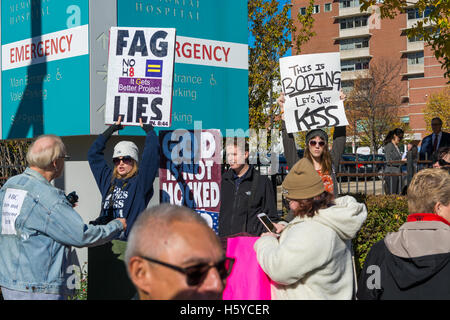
[245,151,435,209]
[336,154,433,195]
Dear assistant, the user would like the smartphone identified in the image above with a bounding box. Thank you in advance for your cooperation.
[257,213,277,233]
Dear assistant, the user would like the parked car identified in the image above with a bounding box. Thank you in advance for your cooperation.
[337,153,370,180]
[358,154,386,179]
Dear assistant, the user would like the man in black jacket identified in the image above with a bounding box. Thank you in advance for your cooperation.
[218,140,280,237]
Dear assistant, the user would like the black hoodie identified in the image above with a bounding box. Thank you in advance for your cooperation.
[357,219,450,299]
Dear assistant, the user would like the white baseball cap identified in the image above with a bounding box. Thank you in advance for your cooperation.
[113,141,139,162]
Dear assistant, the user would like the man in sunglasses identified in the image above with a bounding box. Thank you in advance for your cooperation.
[0,135,126,300]
[125,204,234,300]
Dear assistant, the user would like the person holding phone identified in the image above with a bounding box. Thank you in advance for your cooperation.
[88,116,159,240]
[254,158,367,299]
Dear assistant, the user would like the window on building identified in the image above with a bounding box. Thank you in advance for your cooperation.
[407,7,432,20]
[340,37,369,50]
[313,4,320,14]
[339,16,368,29]
[407,51,424,65]
[299,7,306,15]
[340,0,360,8]
[341,58,370,71]
[407,34,423,42]
[400,116,410,124]
[324,3,332,12]
[341,81,354,94]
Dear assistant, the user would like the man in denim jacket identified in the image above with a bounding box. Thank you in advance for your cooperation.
[0,135,127,300]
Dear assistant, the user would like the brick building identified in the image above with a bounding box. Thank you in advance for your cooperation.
[291,0,448,142]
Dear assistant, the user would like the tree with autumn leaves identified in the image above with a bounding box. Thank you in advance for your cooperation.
[345,58,409,154]
[423,86,450,132]
[248,0,316,130]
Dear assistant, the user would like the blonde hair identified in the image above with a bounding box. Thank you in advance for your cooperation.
[26,135,66,169]
[112,160,138,180]
[407,168,450,213]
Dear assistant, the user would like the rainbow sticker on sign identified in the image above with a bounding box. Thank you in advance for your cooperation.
[145,60,163,77]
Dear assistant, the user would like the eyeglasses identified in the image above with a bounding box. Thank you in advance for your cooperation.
[113,156,133,166]
[139,255,235,286]
[59,155,71,160]
[309,140,325,147]
[431,123,442,127]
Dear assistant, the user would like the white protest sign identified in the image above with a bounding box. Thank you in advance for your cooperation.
[280,52,349,133]
[105,27,176,127]
[1,189,28,235]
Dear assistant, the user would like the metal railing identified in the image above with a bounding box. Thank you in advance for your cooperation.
[336,156,433,195]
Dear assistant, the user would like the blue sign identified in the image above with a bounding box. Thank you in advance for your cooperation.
[1,0,91,139]
[117,0,249,136]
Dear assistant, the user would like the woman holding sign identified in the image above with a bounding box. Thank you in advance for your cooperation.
[278,91,347,198]
[88,116,159,240]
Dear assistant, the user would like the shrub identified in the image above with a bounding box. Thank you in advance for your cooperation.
[345,193,409,276]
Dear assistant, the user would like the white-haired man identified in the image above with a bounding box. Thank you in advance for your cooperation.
[0,134,127,300]
[125,204,235,300]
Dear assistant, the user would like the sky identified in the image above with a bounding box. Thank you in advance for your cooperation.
[248,0,293,57]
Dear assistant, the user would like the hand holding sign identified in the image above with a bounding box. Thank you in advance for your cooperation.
[279,52,349,133]
[105,27,176,128]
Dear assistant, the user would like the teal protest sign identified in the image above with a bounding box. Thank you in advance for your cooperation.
[117,0,249,136]
[1,0,90,139]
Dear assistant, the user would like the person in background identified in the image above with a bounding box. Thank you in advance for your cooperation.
[357,168,450,299]
[0,135,126,300]
[88,116,159,240]
[219,139,281,237]
[125,204,234,300]
[383,128,406,194]
[419,117,450,162]
[254,158,367,299]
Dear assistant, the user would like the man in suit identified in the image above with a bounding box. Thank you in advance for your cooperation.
[419,117,450,162]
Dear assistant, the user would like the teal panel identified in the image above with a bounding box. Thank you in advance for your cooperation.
[117,0,248,136]
[1,0,90,138]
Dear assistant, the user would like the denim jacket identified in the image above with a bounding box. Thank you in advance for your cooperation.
[0,168,123,295]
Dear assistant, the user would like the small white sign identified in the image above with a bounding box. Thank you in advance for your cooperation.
[105,27,176,127]
[280,52,349,133]
[1,188,28,235]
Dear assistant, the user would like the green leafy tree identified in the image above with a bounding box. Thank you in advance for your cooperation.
[248,0,316,130]
[360,0,450,80]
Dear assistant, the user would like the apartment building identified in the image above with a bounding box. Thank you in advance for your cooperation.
[292,0,448,141]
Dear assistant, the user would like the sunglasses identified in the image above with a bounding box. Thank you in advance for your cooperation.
[113,156,133,166]
[140,256,235,286]
[309,140,325,147]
